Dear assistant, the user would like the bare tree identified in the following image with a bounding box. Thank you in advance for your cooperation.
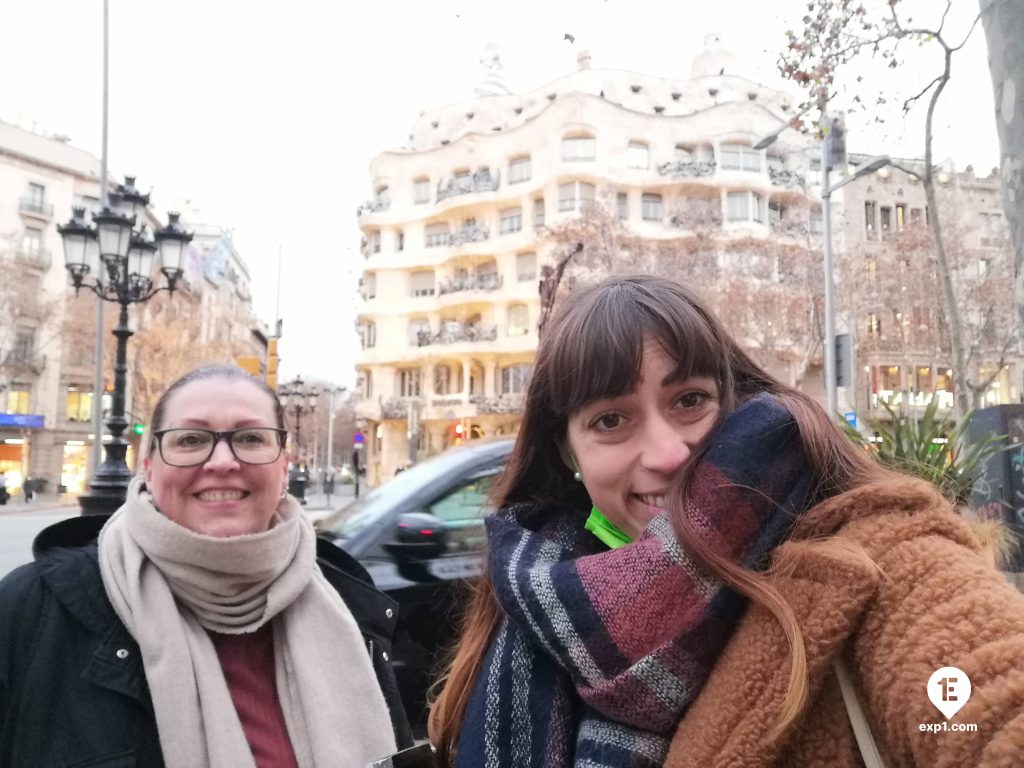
[0,232,57,396]
[841,179,1016,410]
[779,0,987,416]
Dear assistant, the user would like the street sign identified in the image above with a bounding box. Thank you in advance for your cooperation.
[844,412,857,428]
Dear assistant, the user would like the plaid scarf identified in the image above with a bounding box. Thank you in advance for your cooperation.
[454,394,816,768]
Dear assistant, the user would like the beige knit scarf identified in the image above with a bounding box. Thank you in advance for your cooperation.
[98,476,397,768]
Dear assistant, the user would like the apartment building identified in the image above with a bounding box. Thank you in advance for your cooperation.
[0,119,267,496]
[836,157,1019,417]
[354,36,827,484]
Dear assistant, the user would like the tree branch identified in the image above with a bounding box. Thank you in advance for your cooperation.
[903,75,944,114]
[938,0,953,36]
[888,162,926,183]
[950,12,982,53]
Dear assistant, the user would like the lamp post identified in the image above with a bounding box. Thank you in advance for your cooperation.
[278,375,319,461]
[57,176,193,515]
[754,120,891,418]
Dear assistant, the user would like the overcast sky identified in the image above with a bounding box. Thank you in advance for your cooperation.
[0,0,996,385]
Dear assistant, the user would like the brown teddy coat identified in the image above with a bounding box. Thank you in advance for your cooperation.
[665,478,1024,768]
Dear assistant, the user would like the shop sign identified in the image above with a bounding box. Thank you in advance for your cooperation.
[0,414,44,429]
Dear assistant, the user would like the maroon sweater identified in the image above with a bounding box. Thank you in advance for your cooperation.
[210,625,298,768]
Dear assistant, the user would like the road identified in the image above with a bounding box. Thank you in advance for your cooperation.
[0,509,77,578]
[0,486,357,579]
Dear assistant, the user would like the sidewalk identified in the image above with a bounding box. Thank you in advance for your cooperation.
[299,484,358,525]
[0,491,81,516]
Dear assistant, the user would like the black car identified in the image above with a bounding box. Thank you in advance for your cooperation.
[318,438,514,733]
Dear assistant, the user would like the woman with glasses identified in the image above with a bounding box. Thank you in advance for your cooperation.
[0,364,412,768]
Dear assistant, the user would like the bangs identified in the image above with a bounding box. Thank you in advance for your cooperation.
[541,278,729,418]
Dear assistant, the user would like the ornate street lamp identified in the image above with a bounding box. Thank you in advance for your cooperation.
[278,375,319,460]
[58,176,193,515]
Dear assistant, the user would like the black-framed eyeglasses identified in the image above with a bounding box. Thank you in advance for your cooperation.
[153,428,288,467]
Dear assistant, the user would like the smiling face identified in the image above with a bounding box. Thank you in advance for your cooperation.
[565,341,720,540]
[143,377,288,537]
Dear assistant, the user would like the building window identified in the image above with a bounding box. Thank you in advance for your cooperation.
[499,207,523,234]
[810,207,823,234]
[425,222,450,248]
[516,252,537,282]
[22,227,43,254]
[507,304,529,336]
[363,272,377,299]
[398,368,422,397]
[558,181,596,212]
[720,144,761,172]
[396,231,405,251]
[768,200,784,226]
[5,387,30,415]
[626,141,649,170]
[617,192,629,220]
[433,365,453,395]
[413,177,431,204]
[361,322,376,349]
[508,156,531,184]
[725,191,763,222]
[641,193,663,221]
[880,206,892,236]
[368,230,381,253]
[26,182,45,207]
[910,207,923,226]
[867,313,881,336]
[767,154,785,174]
[408,318,431,347]
[674,144,692,162]
[561,135,596,161]
[12,328,35,366]
[64,387,93,422]
[499,365,532,395]
[864,202,877,235]
[978,257,991,277]
[980,211,1005,243]
[911,306,930,333]
[895,203,907,231]
[533,197,545,227]
[410,270,436,297]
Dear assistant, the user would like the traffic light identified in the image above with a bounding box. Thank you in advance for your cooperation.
[133,423,145,436]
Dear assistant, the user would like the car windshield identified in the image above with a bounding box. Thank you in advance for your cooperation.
[324,446,498,539]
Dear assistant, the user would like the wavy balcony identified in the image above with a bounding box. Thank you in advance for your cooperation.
[436,169,501,202]
[416,323,498,348]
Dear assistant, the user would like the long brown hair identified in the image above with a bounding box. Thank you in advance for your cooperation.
[428,276,889,761]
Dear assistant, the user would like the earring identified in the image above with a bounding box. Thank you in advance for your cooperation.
[573,470,582,482]
[280,487,288,499]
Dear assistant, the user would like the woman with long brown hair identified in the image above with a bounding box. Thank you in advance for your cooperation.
[429,275,1024,767]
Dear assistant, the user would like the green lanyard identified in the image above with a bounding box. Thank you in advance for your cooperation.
[584,506,632,549]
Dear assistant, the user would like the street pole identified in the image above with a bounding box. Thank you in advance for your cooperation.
[326,390,335,473]
[80,301,133,514]
[822,139,838,419]
[89,0,110,480]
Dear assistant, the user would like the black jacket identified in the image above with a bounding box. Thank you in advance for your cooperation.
[0,515,413,767]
